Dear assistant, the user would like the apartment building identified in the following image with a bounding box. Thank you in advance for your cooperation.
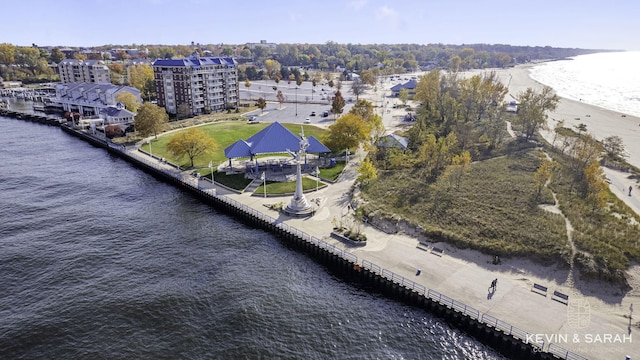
[58,59,111,84]
[152,54,238,116]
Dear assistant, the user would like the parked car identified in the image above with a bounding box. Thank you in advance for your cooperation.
[310,111,316,116]
[304,117,311,123]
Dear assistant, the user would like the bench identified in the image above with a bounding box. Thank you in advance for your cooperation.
[416,241,430,252]
[531,283,548,297]
[431,247,444,257]
[552,290,569,305]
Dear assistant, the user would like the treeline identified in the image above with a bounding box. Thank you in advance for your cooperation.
[0,40,610,84]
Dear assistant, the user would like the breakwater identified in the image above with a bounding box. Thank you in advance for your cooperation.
[33,120,586,360]
[0,108,64,126]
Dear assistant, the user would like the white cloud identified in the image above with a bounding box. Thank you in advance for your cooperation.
[376,6,401,28]
[348,0,368,10]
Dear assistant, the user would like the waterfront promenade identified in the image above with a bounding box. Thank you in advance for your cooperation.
[123,137,636,360]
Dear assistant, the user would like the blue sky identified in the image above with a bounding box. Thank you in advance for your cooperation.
[3,0,638,50]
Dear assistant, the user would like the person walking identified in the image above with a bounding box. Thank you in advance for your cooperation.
[630,185,633,196]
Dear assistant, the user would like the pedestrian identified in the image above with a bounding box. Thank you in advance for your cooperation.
[630,186,633,196]
[416,269,422,276]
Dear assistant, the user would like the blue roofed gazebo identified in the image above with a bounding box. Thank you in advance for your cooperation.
[223,122,330,177]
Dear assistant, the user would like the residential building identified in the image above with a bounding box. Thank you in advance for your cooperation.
[390,79,418,97]
[58,59,111,84]
[54,82,141,116]
[152,54,239,116]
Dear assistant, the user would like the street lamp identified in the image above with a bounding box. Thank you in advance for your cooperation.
[295,86,299,116]
[261,171,266,198]
[314,166,320,192]
[208,160,214,185]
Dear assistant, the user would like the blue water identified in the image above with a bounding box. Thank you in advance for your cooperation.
[0,116,504,359]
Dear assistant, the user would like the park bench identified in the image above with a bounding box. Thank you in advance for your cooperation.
[416,241,430,252]
[431,247,444,257]
[552,290,569,305]
[531,283,548,297]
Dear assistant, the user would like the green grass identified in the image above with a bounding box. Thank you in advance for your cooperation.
[141,122,326,169]
[256,177,325,194]
[319,161,346,181]
[197,170,252,191]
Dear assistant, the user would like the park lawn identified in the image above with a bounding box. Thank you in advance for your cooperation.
[319,161,346,181]
[256,177,325,195]
[140,122,326,169]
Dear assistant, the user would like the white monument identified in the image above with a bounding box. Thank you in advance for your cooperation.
[284,128,314,216]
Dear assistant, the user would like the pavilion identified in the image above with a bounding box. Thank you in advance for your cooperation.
[223,122,331,177]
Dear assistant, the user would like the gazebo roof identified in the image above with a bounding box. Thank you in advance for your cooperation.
[224,122,330,159]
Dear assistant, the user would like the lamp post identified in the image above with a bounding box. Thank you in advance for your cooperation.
[208,161,214,185]
[314,166,320,192]
[261,171,266,198]
[295,86,298,116]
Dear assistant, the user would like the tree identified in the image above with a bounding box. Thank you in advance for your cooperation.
[444,150,471,190]
[360,70,376,86]
[256,97,267,113]
[276,90,285,109]
[533,157,555,197]
[244,79,252,99]
[49,47,65,63]
[515,86,559,140]
[167,128,217,168]
[0,43,16,65]
[177,103,192,119]
[351,80,367,101]
[399,88,409,105]
[128,63,154,93]
[602,135,626,162]
[264,59,281,80]
[357,158,378,185]
[583,161,608,209]
[331,90,346,119]
[115,91,141,112]
[321,113,370,152]
[134,102,169,138]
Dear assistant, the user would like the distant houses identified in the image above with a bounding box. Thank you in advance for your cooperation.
[390,79,417,97]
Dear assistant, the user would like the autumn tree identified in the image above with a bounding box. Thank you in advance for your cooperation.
[417,132,458,179]
[321,113,370,152]
[0,43,16,65]
[351,80,366,101]
[357,158,378,185]
[127,63,154,95]
[602,135,626,163]
[49,47,65,63]
[134,102,169,138]
[583,161,608,209]
[349,99,384,140]
[360,70,376,86]
[331,90,346,119]
[245,79,252,99]
[115,91,141,112]
[399,88,409,105]
[177,103,192,119]
[264,59,281,80]
[444,150,471,190]
[533,157,555,197]
[256,97,267,113]
[515,86,559,140]
[167,128,217,168]
[276,90,285,109]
